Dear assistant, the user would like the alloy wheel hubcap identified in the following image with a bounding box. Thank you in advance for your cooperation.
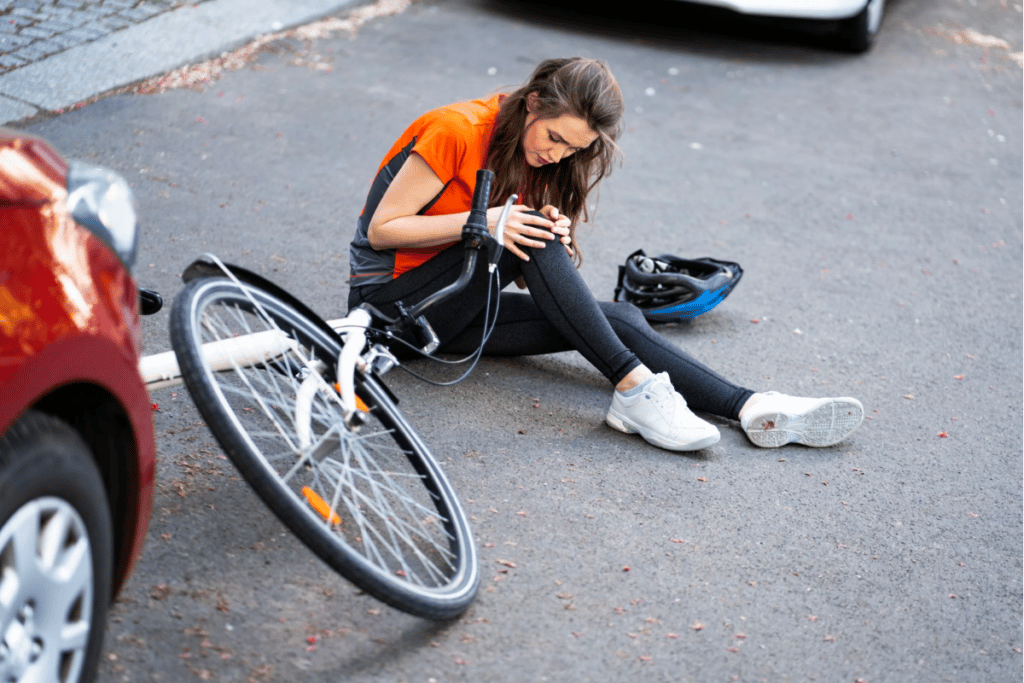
[0,498,93,683]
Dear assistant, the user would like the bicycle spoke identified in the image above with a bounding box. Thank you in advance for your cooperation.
[318,440,457,585]
[171,277,478,617]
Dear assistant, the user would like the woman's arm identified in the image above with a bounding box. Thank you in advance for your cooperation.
[367,152,571,262]
[366,152,466,249]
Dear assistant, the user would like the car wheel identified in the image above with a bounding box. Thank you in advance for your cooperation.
[0,411,113,683]
[836,0,885,53]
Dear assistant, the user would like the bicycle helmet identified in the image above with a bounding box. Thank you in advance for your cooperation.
[614,249,743,322]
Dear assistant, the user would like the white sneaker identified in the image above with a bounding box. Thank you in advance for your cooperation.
[740,392,864,448]
[606,372,721,451]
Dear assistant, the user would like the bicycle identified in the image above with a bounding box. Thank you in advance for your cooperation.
[139,171,514,621]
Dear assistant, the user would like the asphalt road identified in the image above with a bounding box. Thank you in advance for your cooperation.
[18,0,1023,681]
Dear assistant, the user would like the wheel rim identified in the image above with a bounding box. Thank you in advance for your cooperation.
[191,285,468,595]
[0,497,93,683]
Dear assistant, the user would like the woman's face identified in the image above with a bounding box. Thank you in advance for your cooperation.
[522,95,599,168]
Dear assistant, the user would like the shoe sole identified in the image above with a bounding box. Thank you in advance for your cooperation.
[606,410,721,452]
[744,398,864,448]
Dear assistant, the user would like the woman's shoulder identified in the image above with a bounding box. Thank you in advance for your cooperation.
[419,93,504,131]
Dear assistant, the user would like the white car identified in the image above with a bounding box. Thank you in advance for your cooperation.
[691,0,885,52]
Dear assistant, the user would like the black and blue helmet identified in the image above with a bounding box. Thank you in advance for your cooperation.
[614,249,743,322]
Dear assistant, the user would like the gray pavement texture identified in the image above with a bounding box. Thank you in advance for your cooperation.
[12,0,1024,682]
[0,0,355,123]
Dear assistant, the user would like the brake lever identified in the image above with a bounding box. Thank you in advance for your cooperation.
[486,194,517,267]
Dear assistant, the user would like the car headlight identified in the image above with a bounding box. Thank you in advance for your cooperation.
[66,161,139,272]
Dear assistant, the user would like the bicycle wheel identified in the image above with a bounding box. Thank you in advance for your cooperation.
[169,277,478,620]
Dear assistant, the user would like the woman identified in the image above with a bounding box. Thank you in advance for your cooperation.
[348,57,863,452]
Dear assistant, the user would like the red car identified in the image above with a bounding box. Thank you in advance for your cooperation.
[0,128,156,683]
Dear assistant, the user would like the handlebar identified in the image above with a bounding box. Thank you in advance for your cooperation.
[357,169,516,354]
[462,168,492,249]
[406,170,515,321]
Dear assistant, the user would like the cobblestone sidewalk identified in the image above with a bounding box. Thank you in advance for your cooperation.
[0,0,215,74]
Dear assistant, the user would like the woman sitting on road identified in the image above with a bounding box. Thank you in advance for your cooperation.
[347,57,863,451]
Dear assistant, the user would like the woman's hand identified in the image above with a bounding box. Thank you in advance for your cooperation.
[489,204,573,261]
[540,204,574,258]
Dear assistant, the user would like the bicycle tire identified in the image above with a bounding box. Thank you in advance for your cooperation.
[169,277,479,620]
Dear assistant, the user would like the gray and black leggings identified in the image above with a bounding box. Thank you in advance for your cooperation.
[347,238,754,421]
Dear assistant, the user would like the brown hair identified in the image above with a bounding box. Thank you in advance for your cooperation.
[486,57,623,265]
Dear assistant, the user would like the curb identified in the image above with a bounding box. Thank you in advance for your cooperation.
[0,0,356,126]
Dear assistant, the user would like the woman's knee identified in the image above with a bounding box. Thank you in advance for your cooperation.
[522,239,572,272]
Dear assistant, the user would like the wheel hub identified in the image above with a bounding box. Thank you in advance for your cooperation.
[1,602,44,681]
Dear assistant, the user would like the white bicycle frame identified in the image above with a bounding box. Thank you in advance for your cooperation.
[139,314,361,392]
[140,307,374,440]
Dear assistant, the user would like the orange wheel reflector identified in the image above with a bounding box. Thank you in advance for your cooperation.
[301,487,341,525]
[333,384,370,412]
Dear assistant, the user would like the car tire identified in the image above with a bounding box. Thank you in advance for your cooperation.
[836,0,885,53]
[0,410,113,683]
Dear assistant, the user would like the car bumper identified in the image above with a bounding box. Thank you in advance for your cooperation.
[688,0,867,20]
